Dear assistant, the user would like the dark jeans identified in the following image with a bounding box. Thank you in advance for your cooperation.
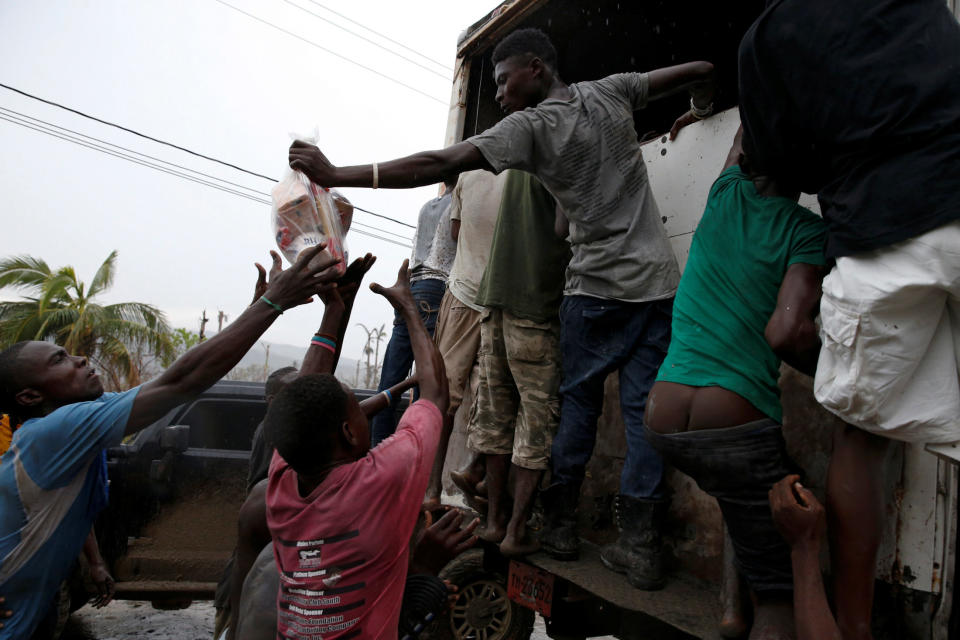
[370,278,445,446]
[645,420,799,594]
[551,295,673,499]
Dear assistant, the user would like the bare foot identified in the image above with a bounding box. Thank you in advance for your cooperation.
[500,532,540,558]
[450,470,483,498]
[477,518,507,543]
[749,601,794,640]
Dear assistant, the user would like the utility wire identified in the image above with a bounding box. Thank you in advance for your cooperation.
[0,84,419,230]
[0,114,413,249]
[351,220,412,242]
[0,106,267,196]
[281,0,450,81]
[0,82,277,183]
[212,0,447,105]
[301,0,449,70]
[353,205,415,229]
[0,113,273,205]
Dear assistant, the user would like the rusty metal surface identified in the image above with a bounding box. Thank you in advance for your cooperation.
[456,0,551,59]
[528,541,721,639]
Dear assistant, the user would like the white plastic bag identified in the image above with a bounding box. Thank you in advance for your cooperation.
[270,129,348,275]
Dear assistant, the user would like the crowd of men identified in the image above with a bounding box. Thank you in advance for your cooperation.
[1,0,959,638]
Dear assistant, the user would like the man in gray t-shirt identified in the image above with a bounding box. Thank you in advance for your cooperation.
[286,27,715,590]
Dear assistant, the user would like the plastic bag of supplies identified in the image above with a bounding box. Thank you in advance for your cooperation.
[270,131,349,276]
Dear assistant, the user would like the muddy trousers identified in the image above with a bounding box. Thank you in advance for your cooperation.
[551,295,673,500]
[645,420,797,594]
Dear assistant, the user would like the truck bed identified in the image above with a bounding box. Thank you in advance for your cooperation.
[527,541,722,639]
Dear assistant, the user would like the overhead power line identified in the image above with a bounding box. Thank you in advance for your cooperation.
[0,82,276,183]
[281,0,450,81]
[0,106,267,197]
[301,0,449,70]
[0,112,272,205]
[212,0,447,105]
[0,114,413,249]
[0,84,418,230]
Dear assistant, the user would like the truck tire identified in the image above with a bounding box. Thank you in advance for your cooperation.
[424,549,534,640]
[30,580,71,640]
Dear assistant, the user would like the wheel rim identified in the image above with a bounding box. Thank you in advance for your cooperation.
[448,578,514,640]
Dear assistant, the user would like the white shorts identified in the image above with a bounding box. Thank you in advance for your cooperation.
[814,220,960,443]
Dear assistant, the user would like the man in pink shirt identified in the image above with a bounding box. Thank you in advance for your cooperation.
[264,261,449,640]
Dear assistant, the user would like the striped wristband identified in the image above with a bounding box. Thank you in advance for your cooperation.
[382,389,393,404]
[311,335,337,353]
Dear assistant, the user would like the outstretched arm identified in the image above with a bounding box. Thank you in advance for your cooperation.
[360,376,418,418]
[369,261,448,413]
[126,245,341,435]
[770,475,842,640]
[300,254,377,376]
[289,140,490,190]
[647,61,716,140]
[765,263,825,376]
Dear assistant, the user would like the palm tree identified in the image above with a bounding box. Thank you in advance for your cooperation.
[0,251,173,389]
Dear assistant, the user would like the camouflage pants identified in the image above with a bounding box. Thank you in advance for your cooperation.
[467,308,561,470]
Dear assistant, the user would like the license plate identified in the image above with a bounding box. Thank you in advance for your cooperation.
[507,560,555,616]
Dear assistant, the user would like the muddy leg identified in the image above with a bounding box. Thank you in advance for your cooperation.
[827,425,889,640]
[500,466,542,557]
[720,523,749,638]
[477,454,510,542]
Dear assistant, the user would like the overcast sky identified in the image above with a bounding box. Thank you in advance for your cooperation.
[0,0,501,367]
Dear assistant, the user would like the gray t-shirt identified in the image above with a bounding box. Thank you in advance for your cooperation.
[409,192,456,282]
[467,72,679,303]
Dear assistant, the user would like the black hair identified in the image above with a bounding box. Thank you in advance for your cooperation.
[265,366,298,399]
[492,27,558,71]
[263,374,347,475]
[0,342,30,417]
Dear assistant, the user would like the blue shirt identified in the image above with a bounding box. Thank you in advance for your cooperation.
[0,388,139,638]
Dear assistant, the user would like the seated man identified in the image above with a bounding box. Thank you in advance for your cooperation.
[644,127,826,639]
[264,261,449,639]
[0,244,341,638]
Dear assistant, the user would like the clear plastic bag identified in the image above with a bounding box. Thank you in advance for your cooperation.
[270,131,348,275]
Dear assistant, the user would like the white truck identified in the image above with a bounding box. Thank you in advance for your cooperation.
[431,2,960,639]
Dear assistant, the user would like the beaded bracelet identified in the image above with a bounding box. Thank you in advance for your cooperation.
[259,296,283,314]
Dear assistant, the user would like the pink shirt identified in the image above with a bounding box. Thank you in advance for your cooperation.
[266,400,443,640]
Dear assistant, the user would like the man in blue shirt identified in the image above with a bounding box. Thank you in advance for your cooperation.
[0,244,341,638]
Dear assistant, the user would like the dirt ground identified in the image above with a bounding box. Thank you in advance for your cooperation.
[61,601,215,640]
[61,600,558,640]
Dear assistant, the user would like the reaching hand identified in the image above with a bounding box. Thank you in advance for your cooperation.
[88,562,116,608]
[369,260,415,313]
[337,253,377,307]
[413,508,480,575]
[251,251,283,306]
[289,140,337,186]
[769,474,826,550]
[261,243,342,311]
[669,110,699,140]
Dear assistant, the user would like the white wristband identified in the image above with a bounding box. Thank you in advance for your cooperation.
[372,162,379,189]
[690,97,713,120]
